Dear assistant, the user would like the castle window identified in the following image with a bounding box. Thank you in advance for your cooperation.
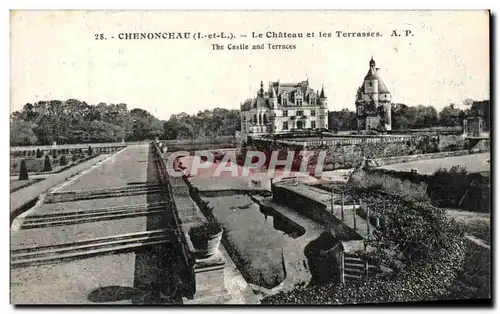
[283,121,288,130]
[369,82,373,87]
[296,99,303,106]
[297,110,303,116]
[282,98,288,106]
[357,106,363,115]
[311,98,316,105]
[253,114,257,123]
[283,110,288,117]
[311,121,316,129]
[311,110,316,117]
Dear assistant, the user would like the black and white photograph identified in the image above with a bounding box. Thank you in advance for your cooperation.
[8,10,491,305]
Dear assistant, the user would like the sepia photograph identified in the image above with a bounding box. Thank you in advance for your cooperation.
[8,10,491,305]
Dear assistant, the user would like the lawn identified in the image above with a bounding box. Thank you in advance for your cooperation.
[10,179,44,193]
[447,209,490,245]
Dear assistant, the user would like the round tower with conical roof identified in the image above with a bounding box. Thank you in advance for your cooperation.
[318,85,329,129]
[355,57,392,132]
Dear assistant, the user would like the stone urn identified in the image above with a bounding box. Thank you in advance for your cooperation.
[188,222,223,259]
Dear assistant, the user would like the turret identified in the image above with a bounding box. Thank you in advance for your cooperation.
[319,85,327,108]
[320,85,326,99]
[269,87,278,108]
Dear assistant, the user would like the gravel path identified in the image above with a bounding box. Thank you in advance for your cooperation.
[58,144,158,191]
[11,144,164,249]
[10,144,172,304]
[10,154,110,215]
[380,153,490,175]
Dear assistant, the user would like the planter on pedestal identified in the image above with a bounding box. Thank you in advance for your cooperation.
[188,222,223,259]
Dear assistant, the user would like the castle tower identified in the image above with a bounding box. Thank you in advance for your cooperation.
[319,85,329,129]
[355,57,392,132]
[269,86,278,133]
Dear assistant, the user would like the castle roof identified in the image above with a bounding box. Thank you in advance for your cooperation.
[320,85,326,98]
[270,86,277,98]
[362,58,390,94]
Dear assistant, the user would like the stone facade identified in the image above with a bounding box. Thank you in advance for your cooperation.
[355,57,392,132]
[240,80,329,138]
[463,116,488,137]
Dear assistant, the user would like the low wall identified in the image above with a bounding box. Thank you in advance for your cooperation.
[10,144,127,157]
[151,142,195,294]
[241,134,465,172]
[272,186,363,241]
[197,189,272,198]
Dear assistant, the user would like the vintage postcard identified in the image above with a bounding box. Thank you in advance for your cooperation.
[9,10,490,305]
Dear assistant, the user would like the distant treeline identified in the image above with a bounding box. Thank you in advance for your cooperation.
[328,100,490,132]
[10,99,241,146]
[11,98,488,146]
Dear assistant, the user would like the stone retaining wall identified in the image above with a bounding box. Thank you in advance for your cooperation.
[272,186,363,241]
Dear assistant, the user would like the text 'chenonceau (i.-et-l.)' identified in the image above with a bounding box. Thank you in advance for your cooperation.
[94,30,413,51]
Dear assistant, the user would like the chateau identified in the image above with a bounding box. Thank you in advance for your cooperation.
[240,80,329,138]
[355,57,392,132]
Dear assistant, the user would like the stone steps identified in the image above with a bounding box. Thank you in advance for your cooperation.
[11,229,174,268]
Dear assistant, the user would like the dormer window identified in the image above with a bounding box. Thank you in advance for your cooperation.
[294,90,303,105]
[281,93,288,106]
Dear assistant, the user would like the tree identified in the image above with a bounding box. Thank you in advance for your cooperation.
[87,146,93,156]
[439,104,464,127]
[36,148,42,158]
[43,155,52,172]
[18,160,29,180]
[10,118,38,146]
[60,155,68,166]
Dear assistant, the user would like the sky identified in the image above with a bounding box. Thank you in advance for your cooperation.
[10,10,490,120]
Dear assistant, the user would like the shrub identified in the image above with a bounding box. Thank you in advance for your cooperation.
[60,155,68,166]
[350,169,429,202]
[263,238,465,304]
[52,150,58,159]
[72,154,78,163]
[263,194,467,305]
[427,166,490,212]
[87,146,93,156]
[43,155,52,172]
[36,148,42,158]
[18,160,29,180]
